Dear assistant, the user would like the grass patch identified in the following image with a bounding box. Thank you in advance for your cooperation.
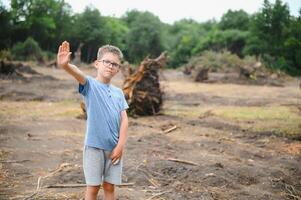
[0,100,82,122]
[163,102,300,138]
[163,103,211,117]
[213,106,301,137]
[212,106,298,120]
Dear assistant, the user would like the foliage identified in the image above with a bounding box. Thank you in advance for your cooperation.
[244,0,300,75]
[0,49,13,60]
[122,10,164,63]
[166,19,216,67]
[11,37,44,61]
[193,29,248,58]
[10,0,73,51]
[71,7,108,62]
[219,9,250,30]
[0,2,12,49]
[1,0,300,74]
[104,16,129,54]
[186,50,243,72]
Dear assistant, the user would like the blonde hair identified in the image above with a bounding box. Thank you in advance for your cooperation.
[97,45,123,61]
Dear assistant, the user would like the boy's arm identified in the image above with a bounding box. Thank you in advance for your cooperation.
[111,110,128,164]
[57,41,86,85]
[117,110,129,148]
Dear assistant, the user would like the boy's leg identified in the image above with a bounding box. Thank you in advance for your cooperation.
[83,146,105,200]
[102,151,123,200]
[85,185,101,200]
[102,182,115,200]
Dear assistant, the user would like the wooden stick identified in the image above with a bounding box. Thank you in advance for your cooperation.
[146,190,171,200]
[0,159,30,163]
[23,163,71,200]
[148,178,160,188]
[45,184,86,188]
[167,158,199,166]
[44,162,71,178]
[45,182,135,188]
[23,176,42,200]
[163,125,177,134]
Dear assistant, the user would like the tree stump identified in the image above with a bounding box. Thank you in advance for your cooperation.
[73,43,83,65]
[192,67,209,82]
[122,52,167,116]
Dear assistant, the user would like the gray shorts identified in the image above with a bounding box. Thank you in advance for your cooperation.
[83,145,123,186]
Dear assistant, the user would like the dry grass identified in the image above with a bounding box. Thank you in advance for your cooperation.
[0,100,82,123]
[213,106,301,137]
[163,102,301,137]
[163,81,300,100]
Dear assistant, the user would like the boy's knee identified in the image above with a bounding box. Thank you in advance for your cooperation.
[86,185,100,195]
[102,182,115,193]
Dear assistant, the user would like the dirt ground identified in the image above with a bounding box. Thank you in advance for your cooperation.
[0,64,301,200]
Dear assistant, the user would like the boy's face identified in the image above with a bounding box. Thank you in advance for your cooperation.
[95,52,120,79]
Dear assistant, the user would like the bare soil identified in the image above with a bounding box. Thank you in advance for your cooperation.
[0,65,301,200]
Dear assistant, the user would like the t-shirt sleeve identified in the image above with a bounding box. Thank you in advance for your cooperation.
[120,90,129,111]
[78,76,90,96]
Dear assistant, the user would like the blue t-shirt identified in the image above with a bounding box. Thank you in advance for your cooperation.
[79,75,129,151]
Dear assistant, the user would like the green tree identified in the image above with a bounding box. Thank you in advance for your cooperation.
[11,37,43,61]
[123,10,164,63]
[72,7,108,62]
[167,19,215,67]
[104,16,129,54]
[219,9,250,30]
[283,10,301,73]
[0,2,12,49]
[244,0,300,74]
[10,0,73,51]
[193,28,248,58]
[245,0,290,57]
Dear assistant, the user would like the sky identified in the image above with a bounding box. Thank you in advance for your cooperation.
[63,0,301,24]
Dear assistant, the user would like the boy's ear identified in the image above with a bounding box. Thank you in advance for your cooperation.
[93,60,99,69]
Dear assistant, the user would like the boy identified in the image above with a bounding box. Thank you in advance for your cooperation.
[57,41,129,200]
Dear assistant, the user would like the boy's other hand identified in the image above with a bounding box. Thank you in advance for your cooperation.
[57,41,71,68]
[111,145,123,165]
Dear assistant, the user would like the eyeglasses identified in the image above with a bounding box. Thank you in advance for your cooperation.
[100,59,121,69]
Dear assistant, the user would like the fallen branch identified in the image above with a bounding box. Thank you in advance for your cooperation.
[45,182,135,188]
[116,183,135,187]
[23,163,72,200]
[285,183,301,200]
[167,158,199,166]
[147,178,160,188]
[45,162,72,178]
[146,190,172,200]
[23,176,42,200]
[137,167,160,188]
[45,184,85,188]
[163,125,177,134]
[0,159,30,163]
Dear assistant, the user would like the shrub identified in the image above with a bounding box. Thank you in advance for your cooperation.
[184,50,243,73]
[0,50,12,61]
[11,37,44,62]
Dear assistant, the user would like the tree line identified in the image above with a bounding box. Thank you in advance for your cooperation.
[0,0,300,75]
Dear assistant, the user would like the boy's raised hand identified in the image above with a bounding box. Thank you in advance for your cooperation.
[57,41,72,68]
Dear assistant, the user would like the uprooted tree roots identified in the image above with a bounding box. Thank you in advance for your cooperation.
[0,60,40,79]
[79,52,167,118]
[122,52,167,116]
